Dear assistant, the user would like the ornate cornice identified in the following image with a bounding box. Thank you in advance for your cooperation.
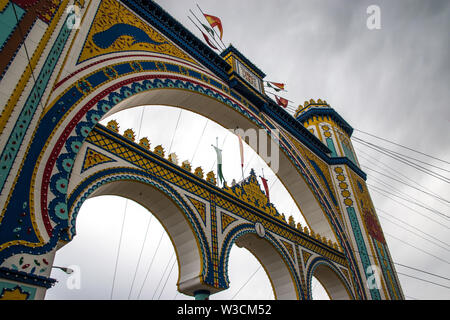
[121,0,231,81]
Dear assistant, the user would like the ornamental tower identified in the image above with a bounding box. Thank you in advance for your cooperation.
[295,99,360,166]
[295,99,404,300]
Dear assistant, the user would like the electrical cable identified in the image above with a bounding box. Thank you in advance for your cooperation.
[397,272,450,290]
[127,214,153,299]
[354,136,450,174]
[136,230,166,299]
[368,184,450,220]
[375,207,449,247]
[157,259,177,300]
[168,109,182,154]
[151,253,175,300]
[354,128,450,165]
[190,119,209,164]
[356,148,450,208]
[231,266,261,300]
[110,199,129,299]
[370,188,450,229]
[378,214,450,252]
[384,232,450,265]
[363,165,449,204]
[353,138,450,183]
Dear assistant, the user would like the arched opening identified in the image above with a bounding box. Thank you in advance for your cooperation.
[311,277,331,300]
[89,84,338,243]
[213,245,275,300]
[47,195,193,299]
[49,172,210,299]
[226,233,299,300]
[308,261,352,300]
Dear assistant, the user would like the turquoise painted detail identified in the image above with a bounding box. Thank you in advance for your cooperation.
[342,142,357,165]
[0,15,73,194]
[346,206,381,300]
[0,2,25,49]
[0,281,36,299]
[374,240,400,299]
[325,137,337,157]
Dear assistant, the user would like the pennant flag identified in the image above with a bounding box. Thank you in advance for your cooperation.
[204,13,223,39]
[202,23,215,38]
[237,134,244,179]
[260,176,270,202]
[201,30,218,50]
[238,135,244,168]
[266,81,285,92]
[275,95,289,108]
[212,143,226,185]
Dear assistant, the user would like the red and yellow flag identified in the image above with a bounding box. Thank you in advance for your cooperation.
[260,176,270,202]
[204,13,223,39]
[200,30,218,50]
[269,82,285,91]
[275,95,289,108]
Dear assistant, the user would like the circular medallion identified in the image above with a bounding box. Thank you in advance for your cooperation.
[255,222,265,238]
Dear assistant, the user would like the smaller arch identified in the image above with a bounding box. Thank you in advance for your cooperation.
[307,257,354,300]
[224,228,300,300]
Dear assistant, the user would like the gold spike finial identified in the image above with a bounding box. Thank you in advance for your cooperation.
[139,137,150,150]
[154,145,165,158]
[107,120,119,133]
[123,129,135,142]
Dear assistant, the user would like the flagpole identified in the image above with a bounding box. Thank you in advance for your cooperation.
[189,9,225,51]
[264,81,287,92]
[196,3,227,49]
[188,16,219,51]
[265,91,295,103]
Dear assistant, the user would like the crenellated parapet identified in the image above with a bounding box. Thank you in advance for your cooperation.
[294,100,359,166]
[102,120,343,252]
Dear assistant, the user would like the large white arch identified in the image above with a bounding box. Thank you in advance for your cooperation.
[67,176,209,296]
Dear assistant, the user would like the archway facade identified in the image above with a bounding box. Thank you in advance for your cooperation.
[0,0,403,300]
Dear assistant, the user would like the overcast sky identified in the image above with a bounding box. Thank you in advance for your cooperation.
[46,0,450,300]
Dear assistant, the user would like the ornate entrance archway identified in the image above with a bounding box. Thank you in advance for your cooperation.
[0,0,403,300]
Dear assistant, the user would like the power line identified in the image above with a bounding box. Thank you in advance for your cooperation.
[168,109,182,154]
[385,232,450,265]
[368,174,448,217]
[127,214,153,299]
[364,165,449,204]
[136,229,166,299]
[190,119,209,164]
[397,272,450,290]
[394,263,450,281]
[356,148,450,208]
[354,138,450,183]
[157,259,177,300]
[379,214,450,253]
[351,249,450,292]
[231,265,261,300]
[368,184,450,220]
[110,199,129,300]
[376,207,450,248]
[354,136,450,174]
[354,129,450,165]
[152,253,175,300]
[370,188,450,229]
